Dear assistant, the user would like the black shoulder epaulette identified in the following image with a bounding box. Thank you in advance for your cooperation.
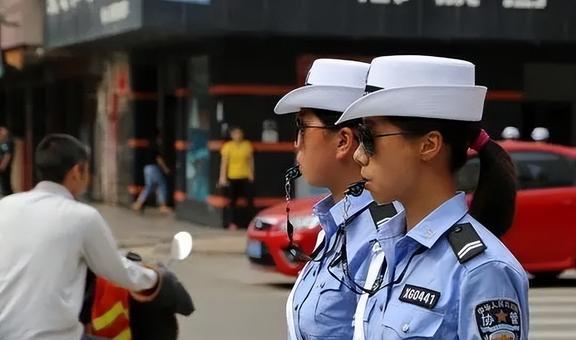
[369,202,398,229]
[448,223,487,263]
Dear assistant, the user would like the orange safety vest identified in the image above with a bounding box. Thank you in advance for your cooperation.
[90,277,132,340]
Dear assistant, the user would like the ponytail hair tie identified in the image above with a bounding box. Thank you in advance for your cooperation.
[471,129,491,152]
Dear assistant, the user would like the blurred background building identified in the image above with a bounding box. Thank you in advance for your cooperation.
[1,0,575,227]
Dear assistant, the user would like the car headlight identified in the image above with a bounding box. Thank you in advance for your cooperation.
[253,217,280,230]
[281,215,320,231]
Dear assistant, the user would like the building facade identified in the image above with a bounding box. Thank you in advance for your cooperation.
[2,0,576,226]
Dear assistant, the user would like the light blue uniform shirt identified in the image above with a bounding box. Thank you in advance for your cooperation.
[361,193,530,340]
[289,190,377,339]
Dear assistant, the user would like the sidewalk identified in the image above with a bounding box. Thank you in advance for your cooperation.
[95,204,247,255]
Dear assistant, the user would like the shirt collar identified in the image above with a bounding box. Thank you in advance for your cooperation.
[406,192,469,249]
[313,194,337,235]
[33,181,75,200]
[376,202,406,241]
[330,189,373,228]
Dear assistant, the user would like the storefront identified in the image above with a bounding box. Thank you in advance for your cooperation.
[41,0,576,226]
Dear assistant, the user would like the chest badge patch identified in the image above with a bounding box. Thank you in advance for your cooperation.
[399,284,441,310]
[475,299,521,340]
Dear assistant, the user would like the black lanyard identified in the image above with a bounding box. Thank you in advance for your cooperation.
[332,209,469,296]
[284,168,370,263]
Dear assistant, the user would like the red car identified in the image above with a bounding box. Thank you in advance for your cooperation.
[247,141,576,278]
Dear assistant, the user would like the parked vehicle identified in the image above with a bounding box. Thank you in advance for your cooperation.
[247,141,576,279]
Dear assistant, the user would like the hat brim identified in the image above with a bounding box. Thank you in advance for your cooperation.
[337,86,487,124]
[274,85,364,115]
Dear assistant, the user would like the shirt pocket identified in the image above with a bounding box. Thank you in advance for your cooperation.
[312,275,356,334]
[381,302,444,339]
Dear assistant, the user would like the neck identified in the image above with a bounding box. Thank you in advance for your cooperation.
[328,164,363,203]
[60,180,78,200]
[401,171,456,231]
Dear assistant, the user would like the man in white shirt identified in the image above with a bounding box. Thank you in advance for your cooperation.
[0,134,159,340]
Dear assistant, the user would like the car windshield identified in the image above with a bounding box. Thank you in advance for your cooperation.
[457,151,576,192]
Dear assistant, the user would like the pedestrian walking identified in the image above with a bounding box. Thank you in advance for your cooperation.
[132,135,172,214]
[218,127,254,230]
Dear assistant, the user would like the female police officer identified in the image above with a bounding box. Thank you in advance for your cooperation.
[337,56,529,339]
[274,58,401,340]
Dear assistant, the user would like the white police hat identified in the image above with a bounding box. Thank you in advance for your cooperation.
[274,59,370,115]
[337,55,487,124]
[531,127,550,141]
[501,126,520,140]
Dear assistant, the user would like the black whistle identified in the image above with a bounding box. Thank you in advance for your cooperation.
[285,165,302,182]
[345,180,366,197]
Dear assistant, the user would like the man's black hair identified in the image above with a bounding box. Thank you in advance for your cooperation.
[35,134,90,183]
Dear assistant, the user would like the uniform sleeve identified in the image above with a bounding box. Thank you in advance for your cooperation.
[81,209,158,291]
[458,261,529,340]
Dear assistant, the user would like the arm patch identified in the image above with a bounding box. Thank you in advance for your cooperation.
[475,299,521,340]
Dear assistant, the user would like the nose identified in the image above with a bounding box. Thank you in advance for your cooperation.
[353,144,369,167]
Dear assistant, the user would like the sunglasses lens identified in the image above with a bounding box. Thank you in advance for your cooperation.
[358,125,375,156]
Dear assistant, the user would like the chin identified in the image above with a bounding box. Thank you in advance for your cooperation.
[367,189,394,205]
[304,176,324,189]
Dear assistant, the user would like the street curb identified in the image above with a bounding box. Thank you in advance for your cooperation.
[118,238,172,249]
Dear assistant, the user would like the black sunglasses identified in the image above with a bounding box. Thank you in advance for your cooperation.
[356,123,413,156]
[295,117,337,135]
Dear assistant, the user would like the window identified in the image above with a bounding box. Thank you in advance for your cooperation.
[456,151,576,192]
[512,152,575,189]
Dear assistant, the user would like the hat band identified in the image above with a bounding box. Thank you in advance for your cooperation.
[364,85,384,94]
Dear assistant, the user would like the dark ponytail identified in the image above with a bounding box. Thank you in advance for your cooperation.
[386,117,517,238]
[469,140,517,237]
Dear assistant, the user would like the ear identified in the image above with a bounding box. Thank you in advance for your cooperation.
[335,127,358,160]
[419,131,443,162]
[69,163,82,180]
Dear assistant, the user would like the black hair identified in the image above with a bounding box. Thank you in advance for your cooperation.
[386,116,517,238]
[35,134,90,183]
[229,126,243,133]
[305,108,361,130]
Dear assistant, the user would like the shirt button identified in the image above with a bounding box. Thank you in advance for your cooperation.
[379,304,383,311]
[402,324,410,333]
